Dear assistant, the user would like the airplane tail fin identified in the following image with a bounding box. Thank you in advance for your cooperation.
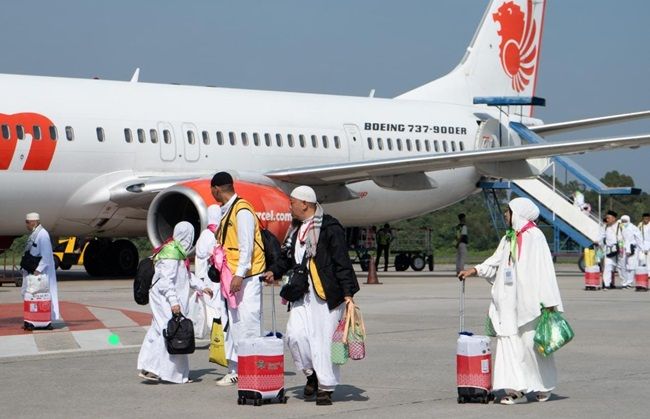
[397,0,546,115]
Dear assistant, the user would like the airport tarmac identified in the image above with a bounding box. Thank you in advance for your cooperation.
[0,264,649,418]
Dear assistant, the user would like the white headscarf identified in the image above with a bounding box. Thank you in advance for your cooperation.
[207,205,222,227]
[509,197,539,231]
[173,221,195,253]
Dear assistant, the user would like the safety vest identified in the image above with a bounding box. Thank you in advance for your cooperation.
[219,198,266,276]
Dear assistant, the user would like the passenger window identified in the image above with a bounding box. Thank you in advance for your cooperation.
[287,134,295,148]
[187,130,196,145]
[49,126,58,141]
[443,141,448,152]
[334,136,341,149]
[16,125,24,140]
[229,132,236,146]
[33,126,42,140]
[202,131,210,145]
[124,128,132,143]
[299,134,306,148]
[96,127,105,142]
[65,126,75,141]
[138,128,146,143]
[253,133,261,146]
[434,140,439,152]
[459,141,464,151]
[275,133,283,147]
[386,138,393,150]
[150,129,159,144]
[367,137,373,150]
[241,132,249,146]
[415,139,421,152]
[406,139,412,151]
[163,129,172,144]
[451,141,456,152]
[216,131,224,145]
[311,135,318,148]
[2,124,10,140]
[377,138,383,150]
[425,139,431,152]
[264,133,271,146]
[322,135,328,149]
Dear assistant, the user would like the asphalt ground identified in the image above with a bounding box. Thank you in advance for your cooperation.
[0,264,648,418]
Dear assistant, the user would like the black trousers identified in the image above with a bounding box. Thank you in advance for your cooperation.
[376,245,390,271]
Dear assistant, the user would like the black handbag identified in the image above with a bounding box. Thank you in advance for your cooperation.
[20,251,41,274]
[280,255,310,302]
[207,264,220,283]
[163,314,195,354]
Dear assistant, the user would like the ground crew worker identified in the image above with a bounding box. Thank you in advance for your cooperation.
[375,223,393,272]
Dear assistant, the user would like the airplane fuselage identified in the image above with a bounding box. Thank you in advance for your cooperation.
[0,73,502,237]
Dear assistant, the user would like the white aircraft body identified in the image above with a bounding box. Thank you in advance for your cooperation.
[1,0,649,275]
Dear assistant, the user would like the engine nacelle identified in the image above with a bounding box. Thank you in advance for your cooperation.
[147,179,292,249]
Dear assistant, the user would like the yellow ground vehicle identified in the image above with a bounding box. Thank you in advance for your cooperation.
[53,237,89,270]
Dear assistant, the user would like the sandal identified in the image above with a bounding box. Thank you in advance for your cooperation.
[536,391,551,402]
[500,391,527,405]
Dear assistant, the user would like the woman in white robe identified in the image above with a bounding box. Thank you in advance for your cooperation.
[459,197,564,404]
[137,222,211,383]
[194,205,222,321]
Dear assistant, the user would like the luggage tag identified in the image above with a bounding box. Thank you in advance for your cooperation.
[504,266,515,285]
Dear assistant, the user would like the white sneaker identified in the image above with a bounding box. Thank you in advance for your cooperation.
[216,373,238,386]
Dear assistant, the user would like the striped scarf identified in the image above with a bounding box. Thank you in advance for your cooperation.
[284,204,324,258]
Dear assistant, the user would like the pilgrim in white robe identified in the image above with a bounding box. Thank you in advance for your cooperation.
[137,222,202,384]
[619,218,643,287]
[193,205,222,323]
[22,225,60,321]
[285,217,345,391]
[217,195,261,376]
[474,198,564,394]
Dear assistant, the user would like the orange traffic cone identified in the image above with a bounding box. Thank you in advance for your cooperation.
[366,255,382,284]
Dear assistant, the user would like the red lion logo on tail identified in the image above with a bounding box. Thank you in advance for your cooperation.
[493,0,538,92]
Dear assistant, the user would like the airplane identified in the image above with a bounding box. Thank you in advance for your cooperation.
[1,0,649,276]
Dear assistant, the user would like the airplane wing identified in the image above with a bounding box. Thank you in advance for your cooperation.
[265,133,650,186]
[530,110,650,136]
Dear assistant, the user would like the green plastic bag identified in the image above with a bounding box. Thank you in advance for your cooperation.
[534,309,575,356]
[484,315,496,337]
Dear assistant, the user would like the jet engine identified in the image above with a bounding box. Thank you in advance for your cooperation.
[147,179,293,249]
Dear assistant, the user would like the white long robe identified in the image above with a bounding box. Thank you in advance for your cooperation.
[137,258,203,383]
[22,226,59,320]
[475,228,564,393]
[619,223,643,286]
[194,205,222,322]
[285,220,345,391]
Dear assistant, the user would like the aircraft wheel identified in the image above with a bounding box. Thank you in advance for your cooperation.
[59,263,72,270]
[53,255,61,270]
[577,254,585,273]
[112,239,139,276]
[83,239,111,276]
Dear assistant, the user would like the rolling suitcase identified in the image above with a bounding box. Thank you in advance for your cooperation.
[24,292,53,331]
[456,280,492,404]
[237,279,288,406]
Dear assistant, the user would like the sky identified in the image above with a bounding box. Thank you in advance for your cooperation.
[1,0,648,189]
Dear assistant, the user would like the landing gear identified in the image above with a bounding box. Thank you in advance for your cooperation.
[83,238,139,277]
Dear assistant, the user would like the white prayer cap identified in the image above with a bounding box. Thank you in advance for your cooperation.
[621,215,630,223]
[25,212,40,221]
[509,197,539,221]
[290,185,318,203]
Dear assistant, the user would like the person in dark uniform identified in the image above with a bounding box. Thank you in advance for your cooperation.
[375,223,393,272]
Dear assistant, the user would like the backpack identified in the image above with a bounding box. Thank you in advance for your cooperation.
[133,257,155,305]
[163,314,195,354]
[259,228,282,273]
